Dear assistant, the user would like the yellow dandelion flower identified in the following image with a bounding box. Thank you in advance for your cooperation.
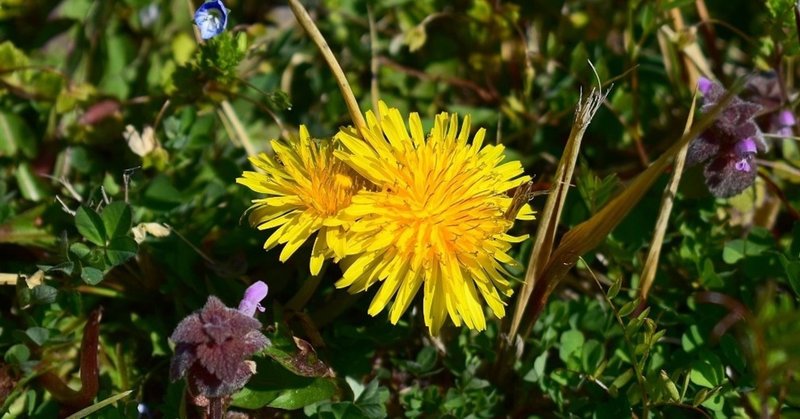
[236,126,363,275]
[333,101,536,335]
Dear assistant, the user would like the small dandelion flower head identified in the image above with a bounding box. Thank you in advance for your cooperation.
[333,101,536,336]
[687,77,768,198]
[194,0,228,40]
[237,126,366,275]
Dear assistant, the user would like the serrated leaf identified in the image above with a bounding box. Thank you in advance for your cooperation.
[75,206,106,246]
[100,201,132,239]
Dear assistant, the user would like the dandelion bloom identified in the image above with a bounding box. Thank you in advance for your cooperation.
[333,102,535,335]
[237,127,363,275]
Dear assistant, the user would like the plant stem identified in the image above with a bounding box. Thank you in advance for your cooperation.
[287,0,368,136]
[221,101,257,157]
[286,264,327,312]
[368,3,380,118]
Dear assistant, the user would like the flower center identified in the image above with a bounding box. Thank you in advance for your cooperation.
[306,158,361,217]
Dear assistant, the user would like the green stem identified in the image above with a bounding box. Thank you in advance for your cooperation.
[221,101,257,157]
[285,266,326,312]
[287,0,369,136]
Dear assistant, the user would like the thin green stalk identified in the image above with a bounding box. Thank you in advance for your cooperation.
[585,259,650,418]
[186,0,257,156]
[287,0,368,136]
[368,3,380,118]
[286,264,328,311]
[221,101,257,157]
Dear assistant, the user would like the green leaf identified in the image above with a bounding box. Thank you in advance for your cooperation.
[0,204,57,248]
[30,284,58,305]
[70,242,91,259]
[660,370,680,402]
[690,351,724,388]
[618,298,639,317]
[609,368,634,396]
[581,339,605,373]
[64,390,134,419]
[81,266,104,285]
[607,277,622,299]
[105,236,138,266]
[681,324,705,352]
[25,327,49,346]
[779,254,800,297]
[351,378,389,419]
[0,111,36,158]
[231,358,338,410]
[143,175,183,208]
[559,329,585,362]
[790,223,800,258]
[4,344,30,364]
[723,232,771,264]
[100,201,132,239]
[75,206,107,246]
[523,351,548,383]
[404,25,427,52]
[15,162,48,202]
[262,329,332,378]
[722,240,746,264]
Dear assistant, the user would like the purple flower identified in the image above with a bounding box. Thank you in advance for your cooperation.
[169,296,268,398]
[686,77,767,198]
[744,72,796,138]
[773,110,796,138]
[194,0,228,40]
[238,281,268,317]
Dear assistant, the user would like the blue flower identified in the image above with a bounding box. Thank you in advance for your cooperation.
[194,0,228,40]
